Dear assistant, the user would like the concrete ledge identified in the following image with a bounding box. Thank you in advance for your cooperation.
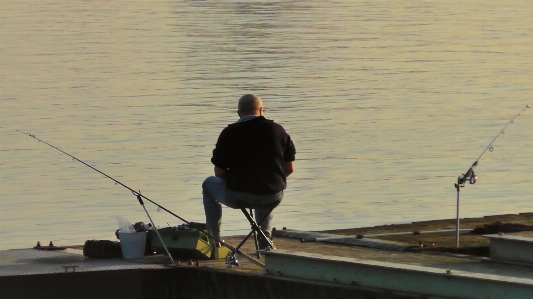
[0,266,440,299]
[484,234,533,264]
[263,250,533,299]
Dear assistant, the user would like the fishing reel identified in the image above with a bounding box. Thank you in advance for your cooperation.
[225,252,239,268]
[456,171,477,188]
[469,171,477,184]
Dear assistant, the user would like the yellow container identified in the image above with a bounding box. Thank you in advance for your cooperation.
[151,227,213,259]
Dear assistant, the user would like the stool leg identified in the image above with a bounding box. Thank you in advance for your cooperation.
[234,209,259,251]
[250,209,261,258]
[254,207,276,249]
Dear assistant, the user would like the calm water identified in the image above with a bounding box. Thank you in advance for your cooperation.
[1,1,532,250]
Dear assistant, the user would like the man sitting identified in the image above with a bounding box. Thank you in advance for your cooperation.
[202,94,296,248]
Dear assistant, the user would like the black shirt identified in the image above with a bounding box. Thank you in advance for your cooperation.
[211,116,296,194]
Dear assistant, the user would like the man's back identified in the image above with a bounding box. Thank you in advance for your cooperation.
[211,116,296,195]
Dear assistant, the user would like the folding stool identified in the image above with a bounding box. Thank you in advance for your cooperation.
[234,200,280,258]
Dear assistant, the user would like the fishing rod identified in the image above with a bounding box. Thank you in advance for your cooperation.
[300,229,474,243]
[18,130,266,268]
[17,130,189,224]
[455,104,531,189]
[453,104,530,248]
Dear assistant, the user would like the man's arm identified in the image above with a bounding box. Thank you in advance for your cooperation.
[214,166,227,180]
[284,161,294,177]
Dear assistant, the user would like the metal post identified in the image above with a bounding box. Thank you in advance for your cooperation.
[455,184,460,248]
[137,194,175,265]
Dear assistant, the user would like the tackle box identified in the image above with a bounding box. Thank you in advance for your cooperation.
[151,223,223,259]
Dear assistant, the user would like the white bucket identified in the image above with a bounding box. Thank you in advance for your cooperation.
[119,231,147,259]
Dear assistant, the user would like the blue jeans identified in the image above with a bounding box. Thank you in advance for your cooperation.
[202,176,284,239]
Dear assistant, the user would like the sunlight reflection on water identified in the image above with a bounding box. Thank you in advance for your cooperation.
[1,0,532,249]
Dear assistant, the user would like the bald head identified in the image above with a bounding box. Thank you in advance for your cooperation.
[238,94,263,116]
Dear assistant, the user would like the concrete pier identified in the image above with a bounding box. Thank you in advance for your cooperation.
[263,250,533,299]
[1,213,532,299]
